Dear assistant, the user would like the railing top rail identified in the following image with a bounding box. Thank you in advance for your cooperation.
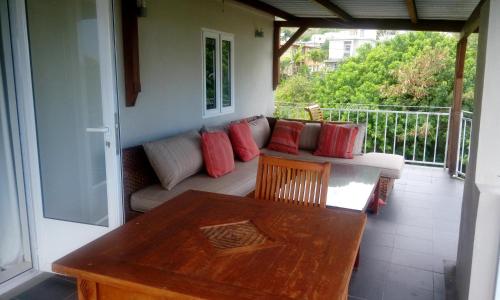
[276,102,452,111]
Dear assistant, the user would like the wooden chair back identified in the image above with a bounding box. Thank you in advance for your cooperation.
[255,154,331,208]
[305,104,324,121]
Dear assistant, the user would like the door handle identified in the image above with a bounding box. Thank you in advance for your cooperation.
[86,127,109,133]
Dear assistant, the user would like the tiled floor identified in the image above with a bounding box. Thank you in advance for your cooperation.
[1,165,463,300]
[0,274,76,300]
[349,165,463,300]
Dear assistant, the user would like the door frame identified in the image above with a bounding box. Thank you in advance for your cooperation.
[7,0,124,272]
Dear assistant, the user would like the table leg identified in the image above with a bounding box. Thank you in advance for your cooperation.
[77,278,97,300]
[369,179,385,214]
[354,247,360,270]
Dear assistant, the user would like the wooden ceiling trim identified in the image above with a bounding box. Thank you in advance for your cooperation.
[277,18,466,32]
[406,0,418,24]
[311,0,353,22]
[232,0,297,20]
[278,26,309,57]
[461,0,486,38]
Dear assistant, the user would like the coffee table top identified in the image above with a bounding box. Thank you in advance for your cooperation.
[326,164,381,212]
[53,190,366,300]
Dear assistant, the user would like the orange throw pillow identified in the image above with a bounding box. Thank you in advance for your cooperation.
[314,123,359,159]
[267,120,305,154]
[228,121,260,161]
[201,131,235,178]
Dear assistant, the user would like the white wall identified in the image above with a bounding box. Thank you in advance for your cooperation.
[115,0,275,148]
[456,0,500,299]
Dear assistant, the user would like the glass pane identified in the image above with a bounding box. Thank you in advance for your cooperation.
[26,0,108,226]
[222,40,232,108]
[0,42,32,284]
[205,37,217,110]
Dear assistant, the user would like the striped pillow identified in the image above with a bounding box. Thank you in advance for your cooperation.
[267,120,305,154]
[314,123,359,159]
[201,131,235,178]
[143,131,203,190]
[228,121,260,161]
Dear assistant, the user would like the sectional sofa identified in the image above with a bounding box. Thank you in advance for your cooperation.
[122,116,405,221]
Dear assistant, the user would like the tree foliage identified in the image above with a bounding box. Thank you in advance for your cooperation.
[276,32,478,111]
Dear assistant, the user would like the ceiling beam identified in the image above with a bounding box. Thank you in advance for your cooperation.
[276,18,466,32]
[406,0,418,23]
[311,0,353,22]
[460,0,486,38]
[232,0,297,21]
[278,27,309,57]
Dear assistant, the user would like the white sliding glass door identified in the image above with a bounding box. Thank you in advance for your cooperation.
[14,0,123,271]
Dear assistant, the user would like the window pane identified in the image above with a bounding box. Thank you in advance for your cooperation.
[205,37,217,110]
[222,40,232,108]
[27,0,108,226]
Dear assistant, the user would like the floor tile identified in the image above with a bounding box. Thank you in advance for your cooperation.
[396,224,433,240]
[433,273,445,293]
[394,236,433,255]
[386,264,434,291]
[362,229,395,248]
[360,243,394,262]
[391,248,435,272]
[383,280,434,300]
[8,275,76,300]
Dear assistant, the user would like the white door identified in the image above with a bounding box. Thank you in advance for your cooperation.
[13,0,123,271]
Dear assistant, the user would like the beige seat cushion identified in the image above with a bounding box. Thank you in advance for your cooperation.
[261,148,404,179]
[143,130,203,190]
[131,157,259,212]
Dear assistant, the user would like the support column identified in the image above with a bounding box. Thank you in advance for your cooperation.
[456,0,500,299]
[447,37,468,176]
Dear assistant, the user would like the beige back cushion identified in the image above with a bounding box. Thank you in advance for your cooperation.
[344,124,366,155]
[299,123,321,150]
[353,124,366,155]
[143,130,203,190]
[248,116,271,149]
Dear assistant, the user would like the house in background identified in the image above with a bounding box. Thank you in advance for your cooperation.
[325,29,377,69]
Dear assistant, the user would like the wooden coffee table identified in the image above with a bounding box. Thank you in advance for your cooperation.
[53,190,366,300]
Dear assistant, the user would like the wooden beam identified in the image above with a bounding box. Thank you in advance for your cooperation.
[276,18,465,32]
[461,0,486,38]
[232,0,297,20]
[278,27,308,57]
[122,0,141,107]
[406,0,418,24]
[447,37,468,176]
[273,24,280,90]
[312,0,353,22]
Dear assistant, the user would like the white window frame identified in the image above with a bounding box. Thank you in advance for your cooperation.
[202,28,235,118]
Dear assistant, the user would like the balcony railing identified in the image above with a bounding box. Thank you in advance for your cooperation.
[275,103,473,177]
[457,111,473,177]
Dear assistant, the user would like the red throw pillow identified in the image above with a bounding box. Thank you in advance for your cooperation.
[201,131,235,178]
[267,120,305,154]
[314,123,359,159]
[228,121,260,161]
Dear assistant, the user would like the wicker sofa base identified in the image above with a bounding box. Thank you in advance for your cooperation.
[379,176,394,202]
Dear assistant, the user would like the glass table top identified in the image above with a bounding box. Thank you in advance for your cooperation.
[326,164,381,212]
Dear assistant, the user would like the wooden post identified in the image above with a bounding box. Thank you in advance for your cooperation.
[447,37,468,175]
[273,23,281,90]
[273,25,308,90]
